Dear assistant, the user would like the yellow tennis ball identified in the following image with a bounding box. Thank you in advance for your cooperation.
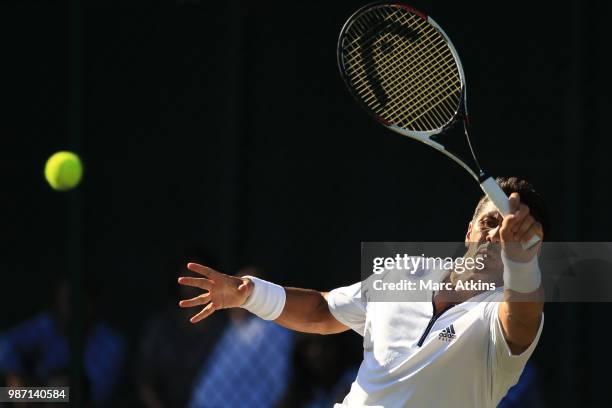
[44,151,83,191]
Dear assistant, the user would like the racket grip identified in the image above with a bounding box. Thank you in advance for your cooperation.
[479,177,541,250]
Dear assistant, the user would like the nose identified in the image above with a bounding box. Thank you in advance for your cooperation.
[486,225,501,243]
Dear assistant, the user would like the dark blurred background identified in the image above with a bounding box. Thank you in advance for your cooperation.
[1,0,611,406]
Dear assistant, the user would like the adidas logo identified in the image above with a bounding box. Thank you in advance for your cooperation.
[438,325,456,342]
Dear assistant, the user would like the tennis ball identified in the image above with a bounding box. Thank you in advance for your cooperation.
[44,151,83,191]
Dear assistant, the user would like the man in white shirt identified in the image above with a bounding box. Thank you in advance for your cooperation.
[178,177,546,407]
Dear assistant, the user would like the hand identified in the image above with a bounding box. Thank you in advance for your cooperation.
[178,263,253,323]
[499,193,544,263]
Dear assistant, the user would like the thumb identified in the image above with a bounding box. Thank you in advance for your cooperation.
[238,277,250,292]
[237,277,253,298]
[508,192,521,214]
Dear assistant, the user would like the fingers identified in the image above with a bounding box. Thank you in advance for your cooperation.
[519,222,543,245]
[187,263,220,280]
[502,192,531,240]
[500,213,519,238]
[501,208,543,245]
[515,214,535,238]
[187,263,212,276]
[179,293,211,308]
[178,277,213,291]
[191,303,216,324]
[512,204,530,228]
[502,214,532,242]
[508,192,520,214]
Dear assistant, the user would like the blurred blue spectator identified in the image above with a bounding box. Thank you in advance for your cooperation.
[0,277,125,406]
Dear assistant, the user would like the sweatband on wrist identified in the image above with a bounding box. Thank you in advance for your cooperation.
[501,251,542,293]
[240,276,286,320]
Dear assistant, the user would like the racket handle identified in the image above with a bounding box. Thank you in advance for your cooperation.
[479,177,541,250]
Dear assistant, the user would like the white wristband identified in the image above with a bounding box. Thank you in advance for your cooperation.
[501,251,542,293]
[240,276,286,320]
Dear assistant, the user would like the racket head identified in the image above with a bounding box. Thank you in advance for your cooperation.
[338,2,467,140]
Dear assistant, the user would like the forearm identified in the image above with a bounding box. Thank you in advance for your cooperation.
[499,290,543,354]
[274,288,349,335]
[240,276,348,335]
[499,252,544,353]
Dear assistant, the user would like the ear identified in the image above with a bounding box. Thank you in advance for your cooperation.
[465,222,473,247]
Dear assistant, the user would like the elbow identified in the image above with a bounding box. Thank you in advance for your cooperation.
[311,296,348,335]
[312,320,347,336]
[499,300,543,352]
[502,310,543,352]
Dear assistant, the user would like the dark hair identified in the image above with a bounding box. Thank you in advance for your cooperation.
[472,177,549,235]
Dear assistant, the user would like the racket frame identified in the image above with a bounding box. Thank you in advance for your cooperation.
[337,2,541,249]
[337,3,477,181]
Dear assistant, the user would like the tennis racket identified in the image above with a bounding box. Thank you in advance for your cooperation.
[337,2,539,249]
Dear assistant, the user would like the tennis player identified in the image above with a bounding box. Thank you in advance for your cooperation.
[178,177,546,407]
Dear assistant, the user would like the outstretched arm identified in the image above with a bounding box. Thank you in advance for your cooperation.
[498,193,544,355]
[178,263,348,335]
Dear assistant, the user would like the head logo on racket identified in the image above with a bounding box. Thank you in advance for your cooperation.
[357,16,422,110]
[338,2,540,249]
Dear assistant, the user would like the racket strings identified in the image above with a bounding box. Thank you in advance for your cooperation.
[348,38,449,128]
[346,8,460,128]
[341,6,462,131]
[350,37,450,101]
[346,20,445,127]
[387,35,457,109]
[360,13,453,119]
[369,14,459,129]
[377,38,458,128]
[345,11,444,101]
[355,24,448,111]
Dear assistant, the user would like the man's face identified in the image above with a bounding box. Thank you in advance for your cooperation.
[458,200,505,282]
[467,200,502,246]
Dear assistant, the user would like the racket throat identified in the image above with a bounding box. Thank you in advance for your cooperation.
[461,115,484,177]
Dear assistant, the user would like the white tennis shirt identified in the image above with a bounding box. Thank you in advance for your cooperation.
[327,270,543,408]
